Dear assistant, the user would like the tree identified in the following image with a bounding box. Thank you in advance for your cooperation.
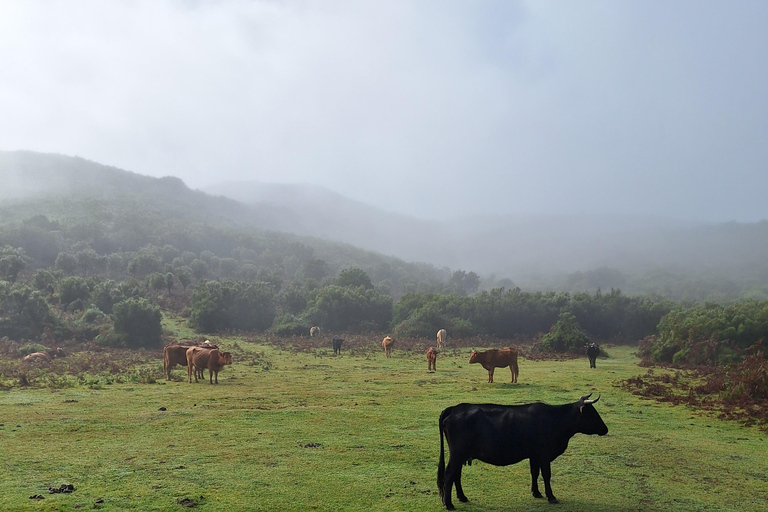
[55,252,78,275]
[337,268,373,290]
[112,297,162,348]
[540,312,590,352]
[0,246,29,283]
[176,266,193,291]
[302,259,329,281]
[58,276,91,310]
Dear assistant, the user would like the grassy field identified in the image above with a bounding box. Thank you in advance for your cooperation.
[1,332,767,511]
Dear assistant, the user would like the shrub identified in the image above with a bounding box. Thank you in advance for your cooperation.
[540,312,590,352]
[112,298,162,348]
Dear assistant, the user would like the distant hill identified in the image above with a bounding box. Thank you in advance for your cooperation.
[3,150,768,301]
[204,180,768,293]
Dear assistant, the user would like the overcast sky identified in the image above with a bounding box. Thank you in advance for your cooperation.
[1,0,767,222]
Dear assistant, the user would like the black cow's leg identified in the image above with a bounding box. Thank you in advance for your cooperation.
[455,468,468,503]
[443,460,458,510]
[541,461,559,504]
[530,459,543,499]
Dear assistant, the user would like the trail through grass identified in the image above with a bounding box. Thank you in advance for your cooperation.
[1,341,766,511]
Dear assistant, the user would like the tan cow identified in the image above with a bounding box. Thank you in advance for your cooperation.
[436,329,447,349]
[469,348,519,383]
[427,347,437,372]
[382,336,395,358]
[187,347,232,384]
[22,351,51,363]
[310,326,321,338]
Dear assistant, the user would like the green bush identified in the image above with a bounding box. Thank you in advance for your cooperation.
[540,312,590,352]
[112,297,162,348]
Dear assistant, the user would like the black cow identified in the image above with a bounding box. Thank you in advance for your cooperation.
[586,343,600,368]
[332,337,344,355]
[437,394,608,510]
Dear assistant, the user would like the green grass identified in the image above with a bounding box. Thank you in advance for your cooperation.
[1,341,766,511]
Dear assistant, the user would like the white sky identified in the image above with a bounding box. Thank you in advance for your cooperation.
[1,0,767,222]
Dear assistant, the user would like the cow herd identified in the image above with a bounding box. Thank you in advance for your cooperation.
[160,329,606,509]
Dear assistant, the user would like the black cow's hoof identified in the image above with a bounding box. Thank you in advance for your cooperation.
[548,497,560,504]
[532,491,544,499]
[458,495,469,502]
[445,505,455,511]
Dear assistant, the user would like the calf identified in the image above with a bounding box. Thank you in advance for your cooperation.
[427,347,437,372]
[332,337,344,355]
[469,348,519,383]
[586,343,600,368]
[187,347,232,384]
[438,394,608,509]
[382,336,395,358]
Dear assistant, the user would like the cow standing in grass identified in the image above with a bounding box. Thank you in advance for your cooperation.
[310,326,321,338]
[586,343,600,368]
[187,347,232,384]
[427,347,437,372]
[469,348,519,383]
[332,337,344,355]
[437,394,608,509]
[437,329,447,349]
[382,336,395,358]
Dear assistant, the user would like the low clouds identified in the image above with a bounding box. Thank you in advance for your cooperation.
[1,0,767,221]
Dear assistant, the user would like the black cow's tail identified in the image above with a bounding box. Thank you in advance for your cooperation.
[437,407,450,498]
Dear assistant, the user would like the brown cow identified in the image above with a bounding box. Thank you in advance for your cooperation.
[310,326,321,338]
[469,348,519,383]
[164,341,218,380]
[163,344,191,380]
[382,336,395,358]
[187,347,232,384]
[427,347,437,372]
[436,329,447,349]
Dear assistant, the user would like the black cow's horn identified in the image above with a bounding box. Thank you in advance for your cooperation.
[583,395,600,405]
[579,393,593,402]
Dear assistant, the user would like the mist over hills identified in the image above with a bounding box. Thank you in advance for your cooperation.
[3,150,768,300]
[204,180,768,294]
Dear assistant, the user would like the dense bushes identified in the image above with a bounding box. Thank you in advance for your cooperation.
[189,280,276,332]
[392,288,671,344]
[640,300,768,365]
[540,312,590,352]
[110,298,162,348]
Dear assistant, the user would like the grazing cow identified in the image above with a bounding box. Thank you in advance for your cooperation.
[187,347,232,384]
[437,394,608,509]
[382,336,395,358]
[332,337,344,355]
[586,343,600,368]
[469,348,519,383]
[437,329,447,349]
[427,347,437,372]
[22,351,51,363]
[310,326,321,338]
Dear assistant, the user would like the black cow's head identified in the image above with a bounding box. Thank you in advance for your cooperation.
[576,394,608,436]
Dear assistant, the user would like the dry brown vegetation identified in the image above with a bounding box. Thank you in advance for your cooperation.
[621,341,768,431]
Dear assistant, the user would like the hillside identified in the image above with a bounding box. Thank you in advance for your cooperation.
[0,150,451,294]
[3,150,768,301]
[206,180,768,300]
